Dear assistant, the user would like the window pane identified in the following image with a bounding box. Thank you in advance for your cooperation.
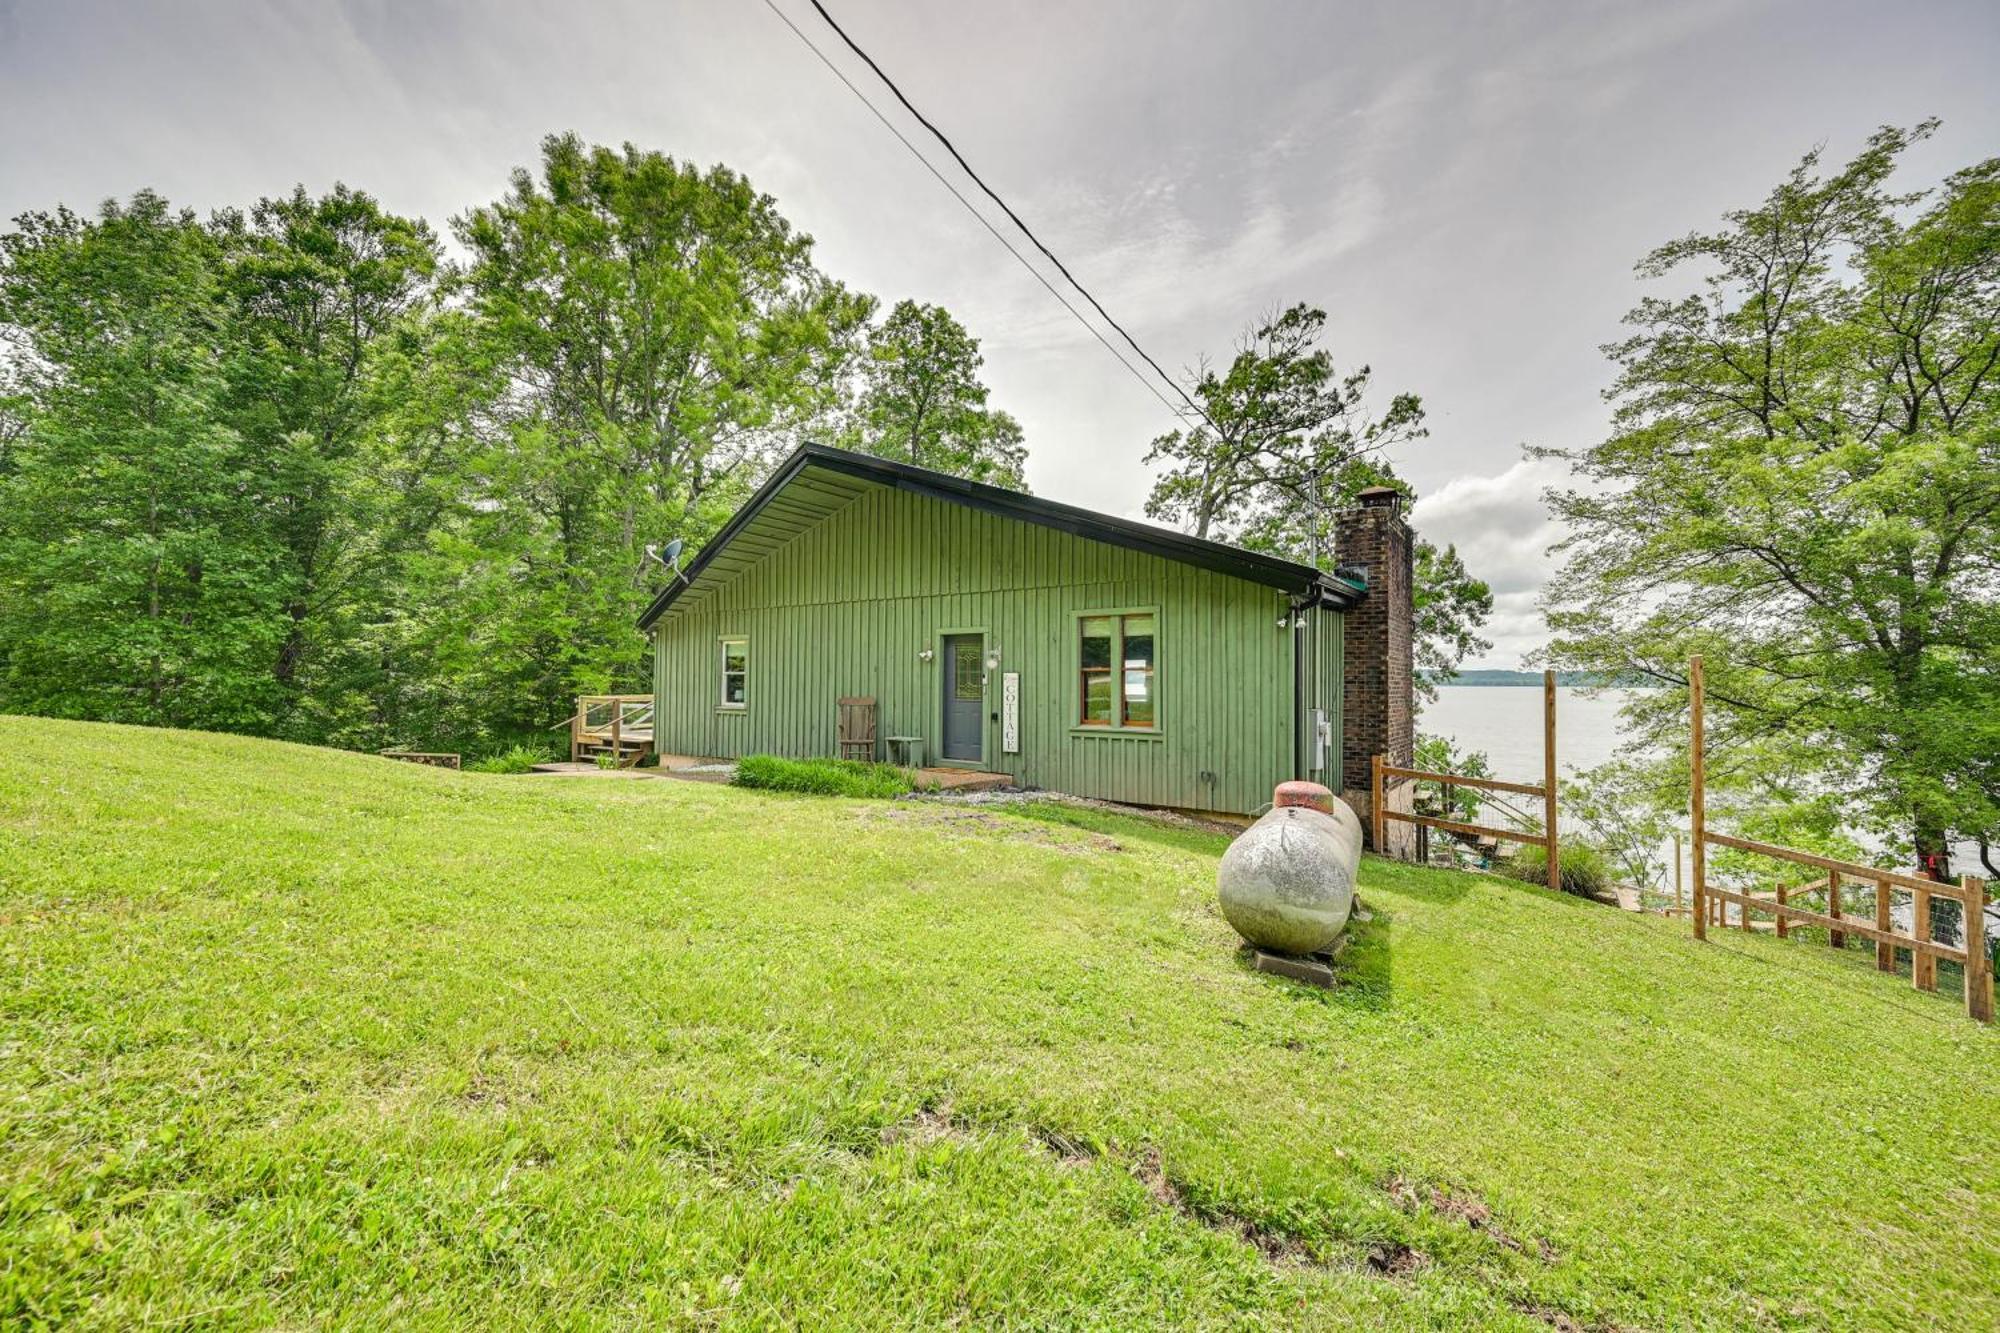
[1122,614,1154,669]
[1123,670,1154,726]
[723,672,745,706]
[954,643,983,700]
[722,641,746,672]
[1080,617,1112,669]
[1082,672,1113,723]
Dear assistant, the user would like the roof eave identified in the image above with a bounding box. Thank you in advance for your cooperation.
[637,443,1339,630]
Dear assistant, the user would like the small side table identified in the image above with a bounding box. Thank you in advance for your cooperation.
[885,735,923,767]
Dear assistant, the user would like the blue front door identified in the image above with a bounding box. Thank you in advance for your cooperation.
[942,635,984,763]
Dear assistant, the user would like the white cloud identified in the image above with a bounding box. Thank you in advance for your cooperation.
[1413,455,1571,668]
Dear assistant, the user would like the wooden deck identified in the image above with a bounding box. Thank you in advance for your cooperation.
[568,695,653,766]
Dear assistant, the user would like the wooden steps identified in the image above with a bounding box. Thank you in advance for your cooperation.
[567,695,654,768]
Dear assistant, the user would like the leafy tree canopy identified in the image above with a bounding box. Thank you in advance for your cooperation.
[1540,122,2000,874]
[0,193,285,728]
[1144,303,1492,693]
[844,298,1028,488]
[446,134,877,730]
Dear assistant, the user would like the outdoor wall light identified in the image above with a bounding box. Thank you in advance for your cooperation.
[985,648,1001,671]
[918,647,935,663]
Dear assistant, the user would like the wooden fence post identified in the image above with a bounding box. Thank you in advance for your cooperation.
[1776,875,1788,940]
[1673,833,1684,916]
[1966,876,1992,1025]
[1912,885,1935,992]
[570,698,584,764]
[1543,670,1560,894]
[1370,753,1385,856]
[1689,656,1706,942]
[1828,872,1844,950]
[1874,878,1893,972]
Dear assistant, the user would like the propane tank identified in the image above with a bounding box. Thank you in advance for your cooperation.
[1217,781,1362,955]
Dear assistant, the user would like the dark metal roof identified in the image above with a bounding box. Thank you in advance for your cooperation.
[637,443,1363,629]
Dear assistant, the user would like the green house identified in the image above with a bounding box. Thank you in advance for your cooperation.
[639,444,1415,818]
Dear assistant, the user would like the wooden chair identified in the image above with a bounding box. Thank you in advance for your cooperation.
[836,697,878,762]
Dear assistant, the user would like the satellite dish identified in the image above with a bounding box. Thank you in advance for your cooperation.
[645,538,689,584]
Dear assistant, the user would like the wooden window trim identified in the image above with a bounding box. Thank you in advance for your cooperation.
[1073,607,1160,736]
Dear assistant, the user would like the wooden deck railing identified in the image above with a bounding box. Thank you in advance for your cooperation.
[1372,669,1559,885]
[1688,655,1993,1023]
[569,694,654,766]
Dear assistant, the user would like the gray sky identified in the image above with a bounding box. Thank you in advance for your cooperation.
[3,0,1995,666]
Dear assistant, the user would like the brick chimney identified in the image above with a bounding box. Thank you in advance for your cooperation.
[1336,486,1415,856]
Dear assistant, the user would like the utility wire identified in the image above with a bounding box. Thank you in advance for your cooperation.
[756,0,1200,428]
[756,0,1180,422]
[806,0,1218,433]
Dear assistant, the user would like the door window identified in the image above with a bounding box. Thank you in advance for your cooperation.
[953,641,983,699]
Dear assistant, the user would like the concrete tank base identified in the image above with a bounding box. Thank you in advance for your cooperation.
[1243,936,1348,987]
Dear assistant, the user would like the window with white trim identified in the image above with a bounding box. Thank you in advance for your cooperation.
[719,637,747,709]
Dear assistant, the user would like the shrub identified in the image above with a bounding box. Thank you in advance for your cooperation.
[466,744,549,775]
[1507,841,1613,899]
[732,754,913,799]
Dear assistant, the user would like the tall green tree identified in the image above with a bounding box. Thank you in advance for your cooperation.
[846,299,1028,487]
[0,193,284,727]
[1146,304,1492,690]
[1143,304,1424,544]
[213,185,442,732]
[450,134,874,728]
[1541,123,2000,875]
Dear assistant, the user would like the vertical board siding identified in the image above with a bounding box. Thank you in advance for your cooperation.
[652,485,1339,814]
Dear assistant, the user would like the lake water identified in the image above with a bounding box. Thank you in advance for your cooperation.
[1423,685,1981,867]
[1422,685,1641,782]
[1423,686,1993,942]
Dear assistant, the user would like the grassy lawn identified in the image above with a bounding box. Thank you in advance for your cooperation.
[2,718,1995,1330]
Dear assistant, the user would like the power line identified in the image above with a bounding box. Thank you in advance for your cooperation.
[756,0,1185,424]
[756,0,1205,431]
[802,0,1217,432]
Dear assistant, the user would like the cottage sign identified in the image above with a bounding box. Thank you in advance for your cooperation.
[1002,671,1020,754]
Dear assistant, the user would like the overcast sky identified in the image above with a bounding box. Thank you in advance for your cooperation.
[3,0,1995,665]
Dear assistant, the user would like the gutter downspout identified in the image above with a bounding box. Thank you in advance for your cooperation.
[1293,610,1306,781]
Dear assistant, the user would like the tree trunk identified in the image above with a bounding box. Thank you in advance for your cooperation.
[1914,813,1951,882]
[275,605,308,688]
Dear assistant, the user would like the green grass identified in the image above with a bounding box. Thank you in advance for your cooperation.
[1,717,1995,1330]
[731,753,914,798]
[466,744,553,775]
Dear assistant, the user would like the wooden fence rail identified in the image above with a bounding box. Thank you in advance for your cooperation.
[1688,654,1993,1024]
[1373,669,1558,885]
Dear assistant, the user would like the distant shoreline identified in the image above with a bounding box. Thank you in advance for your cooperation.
[1434,670,1648,688]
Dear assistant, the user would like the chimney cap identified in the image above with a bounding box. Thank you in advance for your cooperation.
[1357,485,1403,512]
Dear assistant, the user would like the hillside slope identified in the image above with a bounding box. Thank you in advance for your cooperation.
[1,717,1995,1330]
